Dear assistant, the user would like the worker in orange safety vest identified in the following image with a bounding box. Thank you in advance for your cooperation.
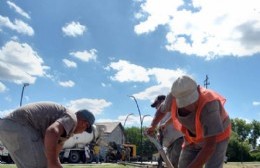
[146,75,231,168]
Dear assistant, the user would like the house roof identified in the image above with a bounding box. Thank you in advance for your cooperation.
[95,122,123,134]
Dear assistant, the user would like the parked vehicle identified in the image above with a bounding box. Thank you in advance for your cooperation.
[122,143,137,161]
[59,124,101,163]
[105,142,137,162]
[0,144,13,164]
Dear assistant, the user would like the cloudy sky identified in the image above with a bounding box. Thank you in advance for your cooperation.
[0,0,259,127]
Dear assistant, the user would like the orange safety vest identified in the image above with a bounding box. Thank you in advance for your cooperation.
[171,86,231,144]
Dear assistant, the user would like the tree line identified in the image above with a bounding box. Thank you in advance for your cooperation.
[124,118,260,162]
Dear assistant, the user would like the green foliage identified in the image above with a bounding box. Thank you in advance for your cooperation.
[227,132,252,161]
[250,152,260,161]
[231,118,251,141]
[227,118,260,162]
[249,145,260,161]
[124,126,141,145]
[249,120,260,149]
[142,127,157,160]
[124,126,157,160]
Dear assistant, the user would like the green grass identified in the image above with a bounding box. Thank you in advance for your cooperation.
[0,163,135,168]
[223,162,260,168]
[62,163,135,168]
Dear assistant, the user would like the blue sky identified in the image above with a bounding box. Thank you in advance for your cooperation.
[0,0,259,127]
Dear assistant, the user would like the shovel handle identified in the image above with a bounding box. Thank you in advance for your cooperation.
[144,133,174,168]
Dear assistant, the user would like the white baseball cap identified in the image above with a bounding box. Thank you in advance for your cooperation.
[171,75,199,108]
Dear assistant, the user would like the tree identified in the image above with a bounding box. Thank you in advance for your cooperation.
[231,118,251,141]
[227,131,252,162]
[228,118,259,162]
[249,120,260,149]
[125,126,141,145]
[125,126,157,159]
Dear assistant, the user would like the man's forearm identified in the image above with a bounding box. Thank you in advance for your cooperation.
[45,129,61,165]
[151,109,166,127]
[57,142,64,154]
[188,136,216,168]
[44,122,65,168]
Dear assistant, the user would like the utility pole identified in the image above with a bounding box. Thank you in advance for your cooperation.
[204,75,210,88]
[20,83,29,106]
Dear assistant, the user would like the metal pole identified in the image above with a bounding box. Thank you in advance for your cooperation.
[20,83,29,106]
[141,114,151,163]
[123,113,134,127]
[123,113,134,144]
[141,114,151,125]
[129,95,143,163]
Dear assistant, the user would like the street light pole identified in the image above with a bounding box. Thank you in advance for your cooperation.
[123,113,134,128]
[123,113,134,144]
[20,83,29,107]
[141,114,151,126]
[129,95,143,163]
[141,114,151,162]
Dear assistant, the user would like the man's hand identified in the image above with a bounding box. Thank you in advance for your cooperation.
[159,123,166,131]
[145,126,156,136]
[187,136,217,168]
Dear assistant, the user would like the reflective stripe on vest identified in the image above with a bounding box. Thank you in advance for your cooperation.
[171,86,231,144]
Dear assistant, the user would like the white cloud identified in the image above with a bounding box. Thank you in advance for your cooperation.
[70,49,97,62]
[0,15,34,36]
[7,1,30,19]
[134,0,260,60]
[5,96,12,102]
[96,118,118,123]
[148,68,187,86]
[101,82,111,87]
[119,114,152,126]
[107,59,188,101]
[134,68,187,101]
[62,21,86,37]
[58,80,75,87]
[0,40,48,84]
[62,59,77,68]
[253,101,260,106]
[135,0,183,34]
[101,83,106,87]
[107,60,150,82]
[0,82,7,92]
[118,114,136,126]
[97,114,153,127]
[67,98,112,115]
[0,109,14,118]
[133,85,171,101]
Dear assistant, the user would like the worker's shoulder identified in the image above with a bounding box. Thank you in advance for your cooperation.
[160,93,174,112]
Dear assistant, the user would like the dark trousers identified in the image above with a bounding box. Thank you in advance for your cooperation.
[157,130,164,168]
